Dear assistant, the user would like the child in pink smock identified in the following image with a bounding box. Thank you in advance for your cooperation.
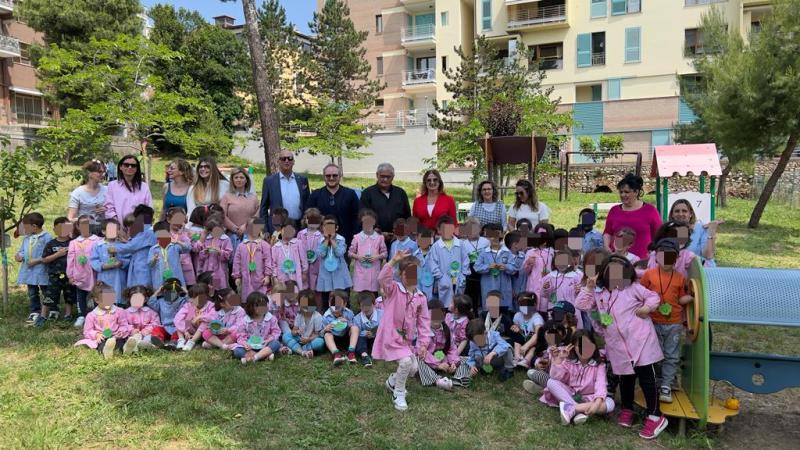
[541,250,584,327]
[348,209,388,294]
[641,221,698,278]
[523,223,555,314]
[232,219,272,300]
[75,282,132,359]
[575,255,668,440]
[373,251,431,412]
[202,289,248,351]
[233,292,282,363]
[123,285,163,351]
[270,224,308,290]
[196,219,232,289]
[416,299,473,391]
[67,217,102,316]
[298,208,324,297]
[173,283,217,352]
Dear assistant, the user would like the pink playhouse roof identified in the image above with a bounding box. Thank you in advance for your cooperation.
[650,144,723,177]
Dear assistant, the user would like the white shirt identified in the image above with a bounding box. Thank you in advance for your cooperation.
[508,201,551,225]
[279,172,302,220]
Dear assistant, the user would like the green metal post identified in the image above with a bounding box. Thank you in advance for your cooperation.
[699,175,705,194]
[655,177,661,216]
[710,176,716,220]
[662,178,669,221]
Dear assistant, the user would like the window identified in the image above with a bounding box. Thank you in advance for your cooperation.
[591,0,607,18]
[482,0,492,31]
[416,56,436,71]
[577,32,605,67]
[375,15,383,34]
[441,11,449,27]
[375,98,384,107]
[376,57,384,76]
[12,93,44,125]
[591,85,602,102]
[12,43,31,65]
[442,100,449,109]
[685,28,705,55]
[751,21,762,35]
[531,42,563,70]
[441,56,447,71]
[608,78,621,100]
[612,0,640,15]
[625,27,641,63]
[628,0,641,13]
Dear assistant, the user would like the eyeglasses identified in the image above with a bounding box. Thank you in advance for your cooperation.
[329,195,336,207]
[279,156,294,162]
[378,174,393,180]
[425,178,439,184]
[198,164,211,169]
[324,174,339,179]
[121,163,138,169]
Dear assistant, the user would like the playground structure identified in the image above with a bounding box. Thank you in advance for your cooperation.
[651,143,722,222]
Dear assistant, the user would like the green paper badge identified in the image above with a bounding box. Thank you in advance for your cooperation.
[191,233,201,242]
[282,259,296,273]
[658,303,673,316]
[573,392,583,403]
[482,364,494,374]
[102,328,113,338]
[107,257,117,265]
[333,321,347,332]
[599,312,614,327]
[468,251,478,264]
[248,261,257,272]
[78,255,88,265]
[247,335,264,350]
[490,267,501,277]
[590,310,601,322]
[306,250,316,262]
[449,261,460,271]
[163,269,173,279]
[209,320,223,334]
[434,350,446,361]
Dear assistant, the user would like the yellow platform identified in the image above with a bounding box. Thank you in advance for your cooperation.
[634,388,739,425]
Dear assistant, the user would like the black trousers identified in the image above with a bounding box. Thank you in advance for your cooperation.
[620,363,660,416]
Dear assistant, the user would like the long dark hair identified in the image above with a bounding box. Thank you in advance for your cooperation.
[117,155,143,192]
[513,179,539,211]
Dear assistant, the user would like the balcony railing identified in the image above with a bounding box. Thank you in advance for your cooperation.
[507,4,567,29]
[364,109,431,130]
[0,0,13,12]
[402,69,436,86]
[401,24,435,43]
[591,52,605,66]
[536,57,563,70]
[0,34,20,57]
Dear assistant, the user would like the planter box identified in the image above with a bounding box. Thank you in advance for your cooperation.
[477,136,548,165]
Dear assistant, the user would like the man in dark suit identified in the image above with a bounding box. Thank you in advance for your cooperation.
[259,150,310,231]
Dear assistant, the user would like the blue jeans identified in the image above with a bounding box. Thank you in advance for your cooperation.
[355,335,374,356]
[232,340,281,359]
[28,285,45,313]
[282,330,325,354]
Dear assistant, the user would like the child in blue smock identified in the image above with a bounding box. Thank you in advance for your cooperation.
[148,221,190,289]
[91,219,130,306]
[429,216,470,308]
[115,205,155,288]
[16,212,52,325]
[146,278,188,345]
[474,223,517,311]
[315,215,352,296]
[412,227,435,300]
[466,318,514,382]
[389,218,418,259]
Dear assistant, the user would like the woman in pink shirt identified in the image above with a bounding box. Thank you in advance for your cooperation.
[602,173,661,259]
[104,155,153,224]
[220,167,259,255]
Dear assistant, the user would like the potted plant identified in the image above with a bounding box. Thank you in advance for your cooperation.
[477,95,548,166]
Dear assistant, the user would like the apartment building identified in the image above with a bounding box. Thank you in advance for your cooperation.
[339,0,770,160]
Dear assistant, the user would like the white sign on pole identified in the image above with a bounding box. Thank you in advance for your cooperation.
[668,191,711,223]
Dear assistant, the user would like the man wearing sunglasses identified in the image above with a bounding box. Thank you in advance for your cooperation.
[306,163,359,247]
[259,150,310,232]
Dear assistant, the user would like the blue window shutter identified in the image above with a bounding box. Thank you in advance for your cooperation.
[591,0,607,18]
[577,33,591,68]
[651,129,671,156]
[608,78,621,100]
[612,0,627,15]
[679,97,698,124]
[407,56,414,71]
[591,85,602,102]
[482,0,492,31]
[573,102,604,135]
[625,27,641,63]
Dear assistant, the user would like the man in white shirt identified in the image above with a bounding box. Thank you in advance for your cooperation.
[259,150,310,231]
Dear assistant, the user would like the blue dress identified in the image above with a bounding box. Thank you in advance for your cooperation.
[429,238,471,308]
[90,240,130,305]
[315,234,353,291]
[116,227,155,288]
[148,241,190,289]
[16,231,52,286]
[474,246,518,310]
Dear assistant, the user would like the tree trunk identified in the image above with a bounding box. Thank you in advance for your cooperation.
[748,132,798,228]
[241,0,281,175]
[718,164,732,208]
[1,202,7,312]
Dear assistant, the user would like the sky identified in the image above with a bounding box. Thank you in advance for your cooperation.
[140,0,316,34]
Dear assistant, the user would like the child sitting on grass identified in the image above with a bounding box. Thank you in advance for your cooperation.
[75,282,132,360]
[234,292,281,364]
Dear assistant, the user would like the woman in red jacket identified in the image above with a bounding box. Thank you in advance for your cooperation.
[412,169,457,231]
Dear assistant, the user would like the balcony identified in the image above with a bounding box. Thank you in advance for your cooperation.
[0,0,13,15]
[364,109,431,131]
[507,3,567,30]
[536,57,563,70]
[505,0,541,4]
[591,52,605,66]
[402,69,436,87]
[0,34,20,58]
[401,24,435,49]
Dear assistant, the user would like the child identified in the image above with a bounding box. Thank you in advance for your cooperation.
[274,281,300,354]
[412,228,435,300]
[429,216,470,308]
[539,330,615,426]
[388,218,418,260]
[353,291,383,367]
[474,223,517,311]
[349,209,388,295]
[523,223,555,315]
[506,230,528,299]
[91,220,129,306]
[417,300,470,391]
[445,295,473,387]
[297,209,323,298]
[373,252,431,411]
[578,209,604,255]
[16,212,53,326]
[123,285,163,351]
[322,290,359,365]
[510,293,545,368]
[283,289,325,357]
[576,255,668,439]
[174,283,216,351]
[167,207,196,287]
[149,221,190,289]
[74,282,132,359]
[466,318,514,382]
[67,215,101,328]
[639,238,694,403]
[269,207,289,245]
[147,278,188,347]
[41,217,75,324]
[541,250,584,327]
[461,217,490,315]
[234,292,282,363]
[115,204,156,290]
[316,215,353,298]
[271,223,308,290]
[644,221,698,278]
[612,227,640,264]
[187,204,222,268]
[196,219,232,289]
[203,289,248,351]
[523,319,575,392]
[232,218,272,300]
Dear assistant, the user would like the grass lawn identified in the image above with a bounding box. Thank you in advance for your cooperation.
[0,158,798,449]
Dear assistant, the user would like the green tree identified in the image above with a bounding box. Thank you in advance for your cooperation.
[686,1,800,227]
[284,99,369,161]
[429,36,573,181]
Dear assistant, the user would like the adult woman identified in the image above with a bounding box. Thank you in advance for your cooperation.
[507,179,550,230]
[104,155,152,224]
[411,169,457,231]
[186,157,229,219]
[161,158,193,217]
[602,173,661,259]
[220,167,259,254]
[669,199,721,267]
[67,160,108,225]
[469,180,507,229]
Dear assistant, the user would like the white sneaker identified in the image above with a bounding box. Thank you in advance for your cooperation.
[102,337,117,360]
[123,336,140,355]
[47,311,60,321]
[522,380,542,395]
[392,388,408,411]
[73,316,85,328]
[26,313,38,324]
[659,386,673,403]
[136,337,157,351]
[183,340,195,352]
[176,338,186,350]
[201,341,212,349]
[385,374,396,393]
[435,377,453,391]
[573,413,589,425]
